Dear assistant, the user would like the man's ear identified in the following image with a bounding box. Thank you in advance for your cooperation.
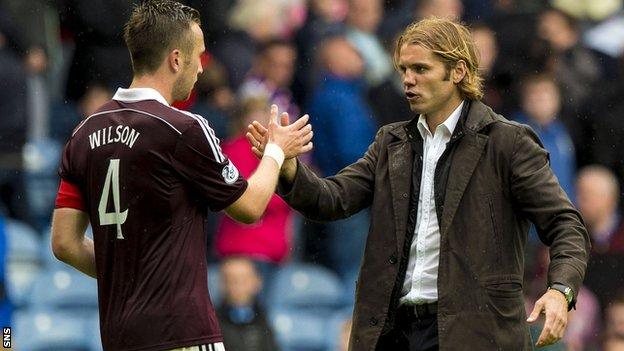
[168,49,182,73]
[453,60,468,84]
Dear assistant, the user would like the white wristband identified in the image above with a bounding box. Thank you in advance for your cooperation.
[263,143,285,168]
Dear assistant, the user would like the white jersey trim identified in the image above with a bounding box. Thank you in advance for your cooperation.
[174,108,225,163]
[73,108,182,136]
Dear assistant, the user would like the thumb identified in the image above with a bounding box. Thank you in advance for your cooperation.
[527,302,543,323]
[280,112,289,126]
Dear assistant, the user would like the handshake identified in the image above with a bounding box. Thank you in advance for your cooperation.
[245,104,314,171]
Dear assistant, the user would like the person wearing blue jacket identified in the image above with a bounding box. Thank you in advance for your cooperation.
[307,36,377,285]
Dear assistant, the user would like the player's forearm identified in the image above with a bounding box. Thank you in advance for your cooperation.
[57,237,97,278]
[226,155,280,224]
[51,208,96,278]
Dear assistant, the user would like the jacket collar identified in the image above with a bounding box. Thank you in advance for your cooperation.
[389,100,497,141]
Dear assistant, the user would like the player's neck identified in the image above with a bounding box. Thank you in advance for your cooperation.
[129,76,174,104]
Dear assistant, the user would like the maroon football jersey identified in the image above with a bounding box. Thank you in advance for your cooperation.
[59,88,247,351]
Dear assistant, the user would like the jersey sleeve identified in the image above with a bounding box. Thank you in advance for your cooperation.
[58,138,78,184]
[172,119,248,211]
[55,179,86,211]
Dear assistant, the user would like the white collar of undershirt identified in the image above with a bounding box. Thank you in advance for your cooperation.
[112,87,170,106]
[417,101,464,139]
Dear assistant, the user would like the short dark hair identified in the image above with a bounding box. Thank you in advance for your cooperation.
[123,0,201,75]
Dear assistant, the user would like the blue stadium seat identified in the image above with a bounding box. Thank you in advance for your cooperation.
[29,266,98,314]
[23,138,63,231]
[14,308,91,351]
[269,309,327,351]
[5,219,42,307]
[207,263,221,307]
[267,263,344,315]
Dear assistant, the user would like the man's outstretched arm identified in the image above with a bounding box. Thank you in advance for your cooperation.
[226,106,313,223]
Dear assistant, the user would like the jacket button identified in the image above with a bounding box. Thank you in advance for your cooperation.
[402,193,408,198]
[369,317,378,326]
[388,255,397,264]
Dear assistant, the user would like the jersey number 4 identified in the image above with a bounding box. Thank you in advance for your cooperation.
[98,159,128,239]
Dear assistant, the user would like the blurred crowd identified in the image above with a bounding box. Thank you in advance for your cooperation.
[2,0,624,350]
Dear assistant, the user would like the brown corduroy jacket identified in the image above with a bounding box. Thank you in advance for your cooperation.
[278,100,590,351]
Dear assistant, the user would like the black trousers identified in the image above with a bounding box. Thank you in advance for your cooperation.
[376,307,439,351]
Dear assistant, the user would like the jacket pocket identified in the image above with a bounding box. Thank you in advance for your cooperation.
[487,195,502,267]
[480,274,524,320]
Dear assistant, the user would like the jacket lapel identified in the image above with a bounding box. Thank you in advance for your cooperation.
[439,102,492,236]
[388,128,414,254]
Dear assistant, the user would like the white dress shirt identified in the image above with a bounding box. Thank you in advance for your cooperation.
[400,101,464,305]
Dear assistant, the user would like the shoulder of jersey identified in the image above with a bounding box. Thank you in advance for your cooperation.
[72,100,213,137]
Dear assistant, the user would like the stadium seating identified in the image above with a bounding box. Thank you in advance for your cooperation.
[266,263,344,316]
[23,138,62,231]
[29,266,98,316]
[5,219,42,307]
[14,308,91,351]
[269,308,328,351]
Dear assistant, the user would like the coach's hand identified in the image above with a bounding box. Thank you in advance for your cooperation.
[246,105,313,160]
[527,289,568,347]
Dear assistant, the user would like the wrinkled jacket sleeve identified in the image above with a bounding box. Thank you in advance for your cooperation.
[510,124,590,302]
[277,126,386,222]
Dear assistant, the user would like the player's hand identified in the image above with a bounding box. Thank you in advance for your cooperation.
[246,105,313,159]
[246,120,268,159]
[527,289,569,347]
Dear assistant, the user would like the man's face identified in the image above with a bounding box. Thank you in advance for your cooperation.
[607,303,624,339]
[172,22,205,102]
[220,259,261,306]
[261,45,296,88]
[576,172,616,227]
[348,0,382,33]
[521,80,560,126]
[398,43,458,116]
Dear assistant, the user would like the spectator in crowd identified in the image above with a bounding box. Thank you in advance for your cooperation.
[191,54,235,138]
[50,83,113,143]
[345,0,393,88]
[238,40,299,120]
[60,0,134,101]
[577,166,624,253]
[307,35,376,281]
[577,166,624,310]
[292,0,347,105]
[212,0,284,90]
[537,7,602,113]
[471,23,504,113]
[513,73,576,201]
[217,256,279,351]
[603,292,624,349]
[0,14,28,221]
[590,55,624,201]
[379,0,463,45]
[216,97,294,282]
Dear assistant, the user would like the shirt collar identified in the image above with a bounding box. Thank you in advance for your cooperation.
[416,101,464,139]
[112,87,170,106]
